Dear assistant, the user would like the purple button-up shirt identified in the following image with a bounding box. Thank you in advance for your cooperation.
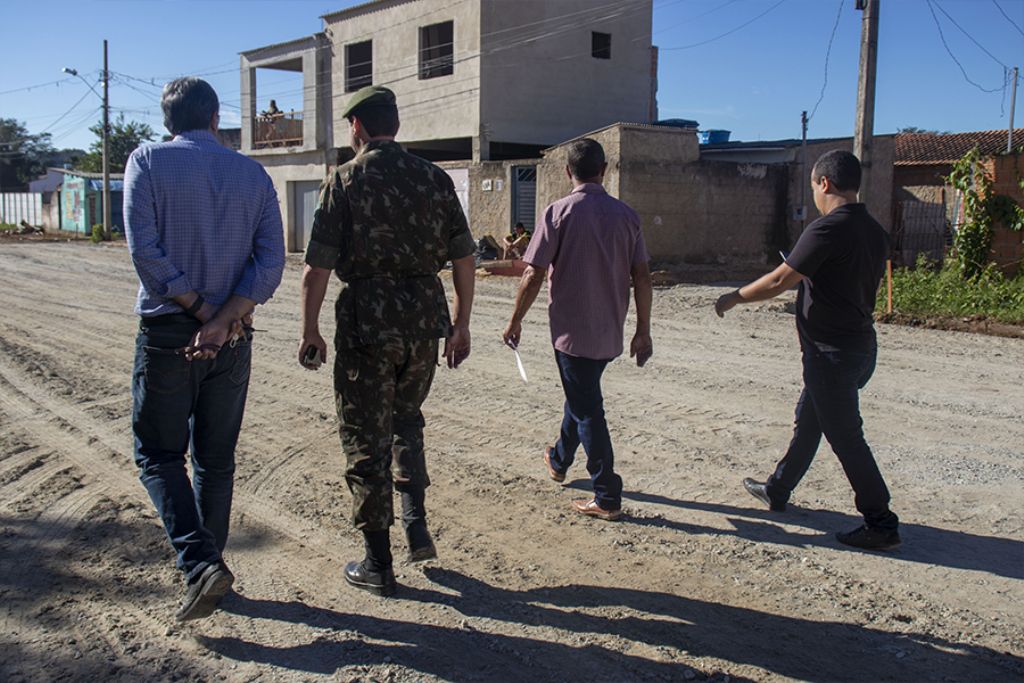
[523,183,649,360]
[124,129,285,317]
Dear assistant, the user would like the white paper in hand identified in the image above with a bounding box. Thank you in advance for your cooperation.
[510,345,528,383]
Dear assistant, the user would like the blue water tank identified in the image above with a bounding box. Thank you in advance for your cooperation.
[698,130,731,145]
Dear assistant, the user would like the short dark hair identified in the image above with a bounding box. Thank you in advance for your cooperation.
[349,105,399,137]
[811,150,861,192]
[566,138,606,180]
[162,77,219,135]
[515,221,524,228]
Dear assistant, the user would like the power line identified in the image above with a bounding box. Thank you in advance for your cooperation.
[0,76,79,97]
[925,0,1005,93]
[992,0,1024,38]
[931,0,1007,68]
[649,0,744,38]
[39,87,95,135]
[808,0,845,122]
[660,0,790,51]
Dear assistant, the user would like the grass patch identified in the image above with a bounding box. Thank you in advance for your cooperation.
[880,258,1024,324]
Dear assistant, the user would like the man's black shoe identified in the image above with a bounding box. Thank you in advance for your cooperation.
[836,524,901,551]
[743,478,786,512]
[344,560,397,597]
[175,562,234,622]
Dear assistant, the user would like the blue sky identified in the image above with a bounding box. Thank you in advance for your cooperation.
[1,0,1021,151]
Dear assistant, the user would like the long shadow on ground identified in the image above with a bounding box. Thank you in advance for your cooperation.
[211,568,1022,682]
[565,480,1024,580]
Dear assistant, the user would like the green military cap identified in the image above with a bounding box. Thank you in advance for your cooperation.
[341,85,397,119]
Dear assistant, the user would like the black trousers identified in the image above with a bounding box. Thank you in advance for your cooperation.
[766,344,898,531]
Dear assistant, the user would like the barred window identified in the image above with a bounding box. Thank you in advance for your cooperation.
[345,40,372,92]
[419,21,454,79]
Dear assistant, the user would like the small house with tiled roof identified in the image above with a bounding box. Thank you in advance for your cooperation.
[893,128,1023,274]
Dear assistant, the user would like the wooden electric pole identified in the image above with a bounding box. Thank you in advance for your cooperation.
[1008,66,1018,153]
[102,39,111,240]
[853,0,879,201]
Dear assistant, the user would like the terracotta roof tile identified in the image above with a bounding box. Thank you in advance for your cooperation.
[895,129,1024,165]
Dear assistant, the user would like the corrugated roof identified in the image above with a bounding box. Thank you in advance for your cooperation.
[895,129,1023,165]
[49,168,125,180]
[322,0,407,21]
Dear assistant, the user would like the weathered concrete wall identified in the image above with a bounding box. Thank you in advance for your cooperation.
[479,0,654,147]
[536,125,623,217]
[620,160,786,267]
[785,136,895,245]
[467,162,508,238]
[324,0,483,148]
[438,158,542,239]
[537,124,785,273]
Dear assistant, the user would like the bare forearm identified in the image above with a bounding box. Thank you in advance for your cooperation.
[737,271,794,303]
[510,266,545,325]
[633,273,652,334]
[450,255,475,328]
[211,295,256,323]
[301,265,331,335]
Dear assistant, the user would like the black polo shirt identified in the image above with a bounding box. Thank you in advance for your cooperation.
[786,203,890,351]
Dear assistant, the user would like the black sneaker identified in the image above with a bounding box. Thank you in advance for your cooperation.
[836,524,901,551]
[344,560,397,597]
[743,478,786,512]
[175,562,234,622]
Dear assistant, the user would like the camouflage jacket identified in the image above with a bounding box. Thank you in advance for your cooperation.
[305,140,475,348]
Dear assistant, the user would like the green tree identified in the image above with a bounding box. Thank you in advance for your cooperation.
[77,114,155,173]
[0,118,55,189]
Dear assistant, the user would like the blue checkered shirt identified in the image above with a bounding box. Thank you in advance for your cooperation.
[124,130,285,317]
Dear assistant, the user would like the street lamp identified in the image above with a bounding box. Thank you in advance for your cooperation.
[62,40,111,239]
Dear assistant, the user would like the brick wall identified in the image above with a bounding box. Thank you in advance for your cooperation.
[987,153,1023,277]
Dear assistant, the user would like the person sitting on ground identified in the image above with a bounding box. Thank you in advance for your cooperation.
[502,222,530,259]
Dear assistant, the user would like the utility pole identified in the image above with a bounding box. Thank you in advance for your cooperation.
[853,0,879,202]
[102,39,111,240]
[800,110,808,230]
[1008,66,1019,153]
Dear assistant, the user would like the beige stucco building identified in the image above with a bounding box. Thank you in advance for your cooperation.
[239,0,658,251]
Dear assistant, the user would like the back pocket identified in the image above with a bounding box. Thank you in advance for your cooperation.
[142,346,190,395]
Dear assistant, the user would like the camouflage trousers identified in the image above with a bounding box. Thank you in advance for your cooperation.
[334,337,438,532]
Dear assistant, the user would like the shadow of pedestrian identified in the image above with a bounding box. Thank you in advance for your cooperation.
[564,480,1024,580]
[210,591,707,681]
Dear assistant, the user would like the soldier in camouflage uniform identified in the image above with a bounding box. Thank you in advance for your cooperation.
[298,85,476,596]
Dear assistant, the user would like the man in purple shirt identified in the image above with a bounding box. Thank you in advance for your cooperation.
[124,77,285,620]
[503,138,653,520]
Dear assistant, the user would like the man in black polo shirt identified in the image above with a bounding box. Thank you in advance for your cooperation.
[714,150,900,550]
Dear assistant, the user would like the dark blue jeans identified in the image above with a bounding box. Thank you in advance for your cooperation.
[767,344,898,531]
[548,350,623,510]
[132,314,251,582]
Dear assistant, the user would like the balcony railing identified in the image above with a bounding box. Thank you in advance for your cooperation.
[254,111,303,149]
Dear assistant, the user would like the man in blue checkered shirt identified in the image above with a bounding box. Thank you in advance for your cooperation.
[124,77,285,621]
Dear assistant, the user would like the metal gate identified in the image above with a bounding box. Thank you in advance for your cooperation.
[895,200,946,266]
[511,165,537,230]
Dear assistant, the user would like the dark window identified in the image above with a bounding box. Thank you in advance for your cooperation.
[345,40,373,92]
[419,21,454,79]
[592,32,611,59]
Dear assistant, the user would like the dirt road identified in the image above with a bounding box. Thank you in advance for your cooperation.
[1,242,1021,682]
